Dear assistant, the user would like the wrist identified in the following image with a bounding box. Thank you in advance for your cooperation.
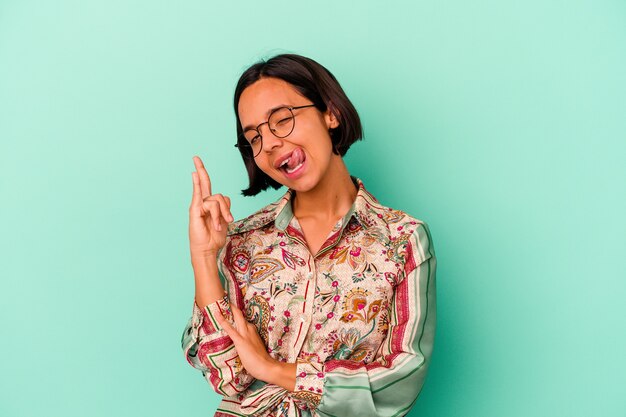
[263,357,281,377]
[264,359,296,392]
[190,241,223,257]
[190,251,219,266]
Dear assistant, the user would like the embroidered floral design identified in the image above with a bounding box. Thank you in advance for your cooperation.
[352,261,381,283]
[385,223,416,264]
[269,280,298,298]
[340,288,383,323]
[325,328,373,361]
[382,208,404,224]
[291,391,321,410]
[182,176,433,417]
[246,257,284,284]
[230,249,250,274]
[329,244,365,270]
[228,205,283,235]
[298,351,321,363]
[281,248,306,269]
[244,295,270,343]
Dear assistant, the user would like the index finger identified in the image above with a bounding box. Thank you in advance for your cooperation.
[216,311,240,341]
[193,156,212,197]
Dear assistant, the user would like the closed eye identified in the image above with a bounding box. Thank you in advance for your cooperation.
[275,116,293,126]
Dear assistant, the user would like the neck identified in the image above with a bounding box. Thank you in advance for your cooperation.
[291,156,358,222]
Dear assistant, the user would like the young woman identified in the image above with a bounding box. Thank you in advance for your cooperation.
[181,54,437,417]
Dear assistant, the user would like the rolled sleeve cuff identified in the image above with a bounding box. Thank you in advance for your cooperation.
[192,293,232,335]
[291,359,324,410]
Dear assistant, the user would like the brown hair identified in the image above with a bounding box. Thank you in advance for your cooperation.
[233,53,363,196]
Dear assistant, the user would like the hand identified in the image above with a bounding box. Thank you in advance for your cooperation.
[189,156,234,258]
[216,304,276,382]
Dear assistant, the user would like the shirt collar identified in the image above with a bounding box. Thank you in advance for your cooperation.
[227,176,383,236]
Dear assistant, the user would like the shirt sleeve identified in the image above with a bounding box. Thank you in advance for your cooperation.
[180,245,257,397]
[290,222,437,416]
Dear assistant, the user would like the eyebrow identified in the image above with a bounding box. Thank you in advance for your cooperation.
[242,104,290,131]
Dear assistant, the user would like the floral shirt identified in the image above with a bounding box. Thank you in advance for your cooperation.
[181,176,437,417]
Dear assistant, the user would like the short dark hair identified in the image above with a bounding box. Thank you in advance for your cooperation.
[233,53,363,196]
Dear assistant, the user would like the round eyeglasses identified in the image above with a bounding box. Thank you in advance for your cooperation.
[235,104,316,158]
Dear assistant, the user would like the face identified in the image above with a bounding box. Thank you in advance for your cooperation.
[237,77,340,192]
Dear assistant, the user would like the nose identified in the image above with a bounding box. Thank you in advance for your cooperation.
[260,125,283,153]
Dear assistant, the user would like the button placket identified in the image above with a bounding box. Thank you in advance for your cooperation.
[292,263,316,357]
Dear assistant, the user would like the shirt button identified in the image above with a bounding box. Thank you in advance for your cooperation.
[307,272,314,279]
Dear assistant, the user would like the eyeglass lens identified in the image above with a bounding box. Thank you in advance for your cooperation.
[243,107,295,156]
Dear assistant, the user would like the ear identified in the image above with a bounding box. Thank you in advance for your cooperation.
[324,101,341,129]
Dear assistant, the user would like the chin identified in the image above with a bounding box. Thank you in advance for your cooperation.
[274,172,319,192]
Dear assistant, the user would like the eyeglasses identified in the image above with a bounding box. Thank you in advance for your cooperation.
[235,104,316,158]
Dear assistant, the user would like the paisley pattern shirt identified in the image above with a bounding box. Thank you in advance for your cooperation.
[181,176,437,417]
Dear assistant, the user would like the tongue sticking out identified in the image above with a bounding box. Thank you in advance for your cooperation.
[286,148,304,170]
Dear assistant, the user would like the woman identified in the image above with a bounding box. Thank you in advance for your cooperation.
[181,53,437,417]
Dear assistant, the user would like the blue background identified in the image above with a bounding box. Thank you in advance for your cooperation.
[1,1,624,416]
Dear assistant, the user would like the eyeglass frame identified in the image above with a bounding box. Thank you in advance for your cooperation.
[234,104,317,158]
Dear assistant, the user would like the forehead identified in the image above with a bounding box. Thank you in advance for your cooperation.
[238,77,305,126]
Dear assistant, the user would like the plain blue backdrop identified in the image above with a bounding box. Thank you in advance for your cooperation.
[1,1,624,416]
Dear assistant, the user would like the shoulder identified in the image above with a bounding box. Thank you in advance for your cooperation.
[225,192,290,236]
[361,195,434,266]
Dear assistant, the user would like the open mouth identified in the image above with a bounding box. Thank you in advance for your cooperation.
[278,148,306,175]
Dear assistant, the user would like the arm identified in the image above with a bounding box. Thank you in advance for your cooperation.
[182,156,258,396]
[181,245,257,396]
[291,223,437,416]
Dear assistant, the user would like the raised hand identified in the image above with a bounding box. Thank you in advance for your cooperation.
[189,156,234,258]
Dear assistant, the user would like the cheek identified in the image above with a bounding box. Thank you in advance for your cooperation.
[253,156,286,183]
[253,157,273,175]
[308,132,335,159]
[298,120,334,151]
